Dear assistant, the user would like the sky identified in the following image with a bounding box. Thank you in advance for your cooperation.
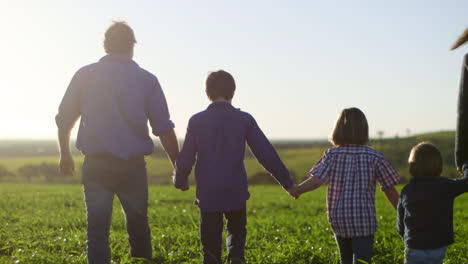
[0,0,467,140]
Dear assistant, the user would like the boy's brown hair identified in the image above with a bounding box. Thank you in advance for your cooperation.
[205,70,236,101]
[330,107,369,146]
[408,142,443,178]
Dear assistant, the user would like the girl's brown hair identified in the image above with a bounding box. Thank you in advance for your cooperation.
[330,107,369,146]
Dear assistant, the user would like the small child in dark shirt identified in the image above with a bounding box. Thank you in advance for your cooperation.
[397,142,468,264]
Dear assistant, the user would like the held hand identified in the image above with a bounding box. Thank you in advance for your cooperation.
[173,175,189,191]
[59,153,75,176]
[284,185,301,200]
[179,184,189,191]
[457,166,463,175]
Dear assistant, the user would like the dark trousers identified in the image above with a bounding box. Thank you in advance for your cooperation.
[335,235,374,264]
[200,208,247,264]
[82,155,152,264]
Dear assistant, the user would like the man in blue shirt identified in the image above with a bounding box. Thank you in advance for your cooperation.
[56,21,179,264]
[174,70,295,264]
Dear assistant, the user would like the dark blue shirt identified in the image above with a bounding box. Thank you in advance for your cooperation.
[56,55,174,159]
[397,174,468,249]
[174,102,294,212]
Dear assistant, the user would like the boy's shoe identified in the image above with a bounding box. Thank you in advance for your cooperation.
[228,257,246,264]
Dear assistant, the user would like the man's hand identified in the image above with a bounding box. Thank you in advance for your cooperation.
[57,127,75,176]
[59,154,75,176]
[458,166,463,175]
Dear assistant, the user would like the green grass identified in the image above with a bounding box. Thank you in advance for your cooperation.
[0,184,467,263]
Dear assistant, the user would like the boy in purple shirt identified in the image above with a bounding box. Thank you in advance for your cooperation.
[174,70,295,264]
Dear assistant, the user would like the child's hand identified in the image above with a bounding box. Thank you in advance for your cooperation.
[179,185,189,191]
[173,175,189,191]
[175,183,189,191]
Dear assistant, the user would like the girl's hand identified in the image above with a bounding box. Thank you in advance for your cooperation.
[285,185,301,200]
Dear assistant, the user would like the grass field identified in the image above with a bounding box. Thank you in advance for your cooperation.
[0,147,328,185]
[0,131,461,184]
[0,184,467,264]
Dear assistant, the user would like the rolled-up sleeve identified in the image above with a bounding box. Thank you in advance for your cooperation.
[146,76,175,136]
[246,117,294,188]
[376,157,401,190]
[55,69,85,130]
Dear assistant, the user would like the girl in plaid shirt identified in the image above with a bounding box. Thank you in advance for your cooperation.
[290,107,401,264]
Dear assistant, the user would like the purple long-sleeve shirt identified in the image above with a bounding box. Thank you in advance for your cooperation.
[56,55,174,159]
[174,101,294,212]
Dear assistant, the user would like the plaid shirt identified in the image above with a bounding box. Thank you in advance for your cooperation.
[310,145,400,238]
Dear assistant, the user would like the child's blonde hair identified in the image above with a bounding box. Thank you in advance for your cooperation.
[408,142,443,177]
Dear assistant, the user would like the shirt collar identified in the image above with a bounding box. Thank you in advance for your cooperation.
[410,176,440,183]
[99,54,138,66]
[207,101,235,110]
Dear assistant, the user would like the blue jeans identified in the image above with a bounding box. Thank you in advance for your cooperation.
[405,247,447,264]
[200,208,247,264]
[82,155,152,264]
[335,235,374,264]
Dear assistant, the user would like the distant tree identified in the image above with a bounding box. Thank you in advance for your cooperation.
[38,163,61,181]
[377,131,384,139]
[18,164,39,182]
[0,165,14,178]
[405,129,411,137]
[18,163,62,182]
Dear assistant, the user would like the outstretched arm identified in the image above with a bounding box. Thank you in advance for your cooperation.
[159,129,179,169]
[246,117,294,189]
[396,198,405,238]
[147,76,178,168]
[173,119,197,191]
[383,186,399,209]
[376,157,401,210]
[451,162,468,196]
[289,175,324,199]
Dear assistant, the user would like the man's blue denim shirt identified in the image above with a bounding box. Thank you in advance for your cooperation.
[174,101,294,212]
[56,55,174,159]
